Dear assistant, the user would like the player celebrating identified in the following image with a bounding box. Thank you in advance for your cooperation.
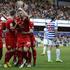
[45,16,63,62]
[15,7,37,68]
[20,8,37,66]
[15,8,32,68]
[3,10,17,68]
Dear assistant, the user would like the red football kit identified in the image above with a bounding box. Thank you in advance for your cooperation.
[16,17,31,48]
[5,18,16,49]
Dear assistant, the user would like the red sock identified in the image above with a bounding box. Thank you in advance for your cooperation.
[23,51,28,63]
[13,50,17,62]
[32,49,37,65]
[17,51,23,65]
[28,51,31,64]
[5,51,13,64]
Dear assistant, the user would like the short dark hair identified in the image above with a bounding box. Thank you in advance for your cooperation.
[51,16,55,21]
[10,10,16,16]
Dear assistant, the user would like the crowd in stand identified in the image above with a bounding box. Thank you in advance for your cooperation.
[0,0,70,20]
[36,34,70,47]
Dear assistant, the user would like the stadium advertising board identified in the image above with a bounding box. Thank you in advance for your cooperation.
[30,18,70,27]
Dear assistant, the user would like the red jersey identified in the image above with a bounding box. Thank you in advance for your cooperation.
[5,18,16,33]
[19,17,30,32]
[16,17,31,48]
[5,18,16,48]
[16,17,30,36]
[14,16,22,25]
[6,18,13,29]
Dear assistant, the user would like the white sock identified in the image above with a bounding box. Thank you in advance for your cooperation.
[47,50,51,61]
[43,46,46,54]
[56,49,60,60]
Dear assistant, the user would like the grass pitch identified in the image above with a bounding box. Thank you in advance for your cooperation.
[0,46,70,70]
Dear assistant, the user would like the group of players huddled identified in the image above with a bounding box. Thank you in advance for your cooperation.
[0,7,37,68]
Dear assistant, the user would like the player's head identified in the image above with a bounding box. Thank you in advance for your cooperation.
[51,16,55,21]
[10,10,16,17]
[17,8,25,19]
[17,11,23,18]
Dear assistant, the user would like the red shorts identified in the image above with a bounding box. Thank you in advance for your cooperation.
[5,33,16,49]
[17,34,31,48]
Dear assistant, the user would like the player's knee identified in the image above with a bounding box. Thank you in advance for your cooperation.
[23,47,29,52]
[18,47,23,51]
[7,45,11,50]
[26,42,31,47]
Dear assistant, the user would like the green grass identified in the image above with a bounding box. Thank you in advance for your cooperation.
[0,46,70,70]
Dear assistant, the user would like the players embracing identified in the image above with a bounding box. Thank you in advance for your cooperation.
[1,7,37,68]
[0,1,37,68]
[14,8,37,68]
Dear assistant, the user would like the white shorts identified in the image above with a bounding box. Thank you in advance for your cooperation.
[43,39,48,45]
[43,39,55,46]
[47,39,55,46]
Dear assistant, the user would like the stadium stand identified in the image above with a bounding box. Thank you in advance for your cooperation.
[0,0,70,20]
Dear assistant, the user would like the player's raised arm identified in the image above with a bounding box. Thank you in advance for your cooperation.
[1,14,8,20]
[18,7,29,18]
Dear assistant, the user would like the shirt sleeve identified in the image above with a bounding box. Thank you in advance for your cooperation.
[54,21,58,30]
